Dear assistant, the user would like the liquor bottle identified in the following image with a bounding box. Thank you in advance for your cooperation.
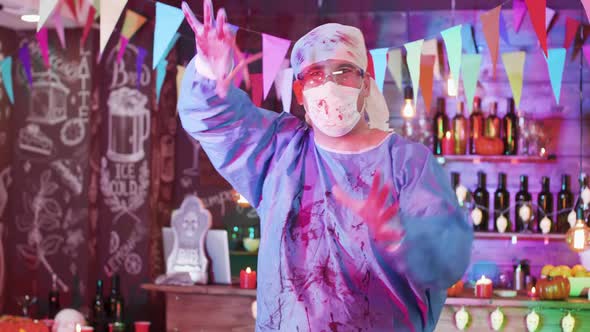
[502,97,518,155]
[432,97,449,155]
[574,173,590,226]
[537,176,554,234]
[451,172,460,190]
[557,174,574,233]
[472,171,489,231]
[452,101,468,155]
[494,173,511,233]
[107,275,124,324]
[91,280,106,332]
[485,101,501,139]
[469,96,484,154]
[515,175,532,232]
[48,273,60,318]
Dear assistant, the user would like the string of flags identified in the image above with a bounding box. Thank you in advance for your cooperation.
[1,0,590,112]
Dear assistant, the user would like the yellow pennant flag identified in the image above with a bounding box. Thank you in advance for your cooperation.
[386,49,403,91]
[501,52,526,108]
[176,65,186,102]
[121,10,147,40]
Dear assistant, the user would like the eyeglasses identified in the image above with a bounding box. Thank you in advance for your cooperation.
[297,65,364,88]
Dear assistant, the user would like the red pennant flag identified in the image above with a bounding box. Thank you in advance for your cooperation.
[564,17,580,49]
[64,0,77,21]
[419,55,435,114]
[480,6,501,78]
[250,74,263,107]
[524,0,548,57]
[81,5,96,46]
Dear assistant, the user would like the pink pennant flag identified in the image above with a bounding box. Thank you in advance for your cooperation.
[116,36,129,64]
[480,6,501,78]
[251,73,263,107]
[262,33,291,100]
[524,0,548,57]
[513,0,527,33]
[584,45,590,67]
[81,5,96,47]
[64,0,77,21]
[545,7,556,32]
[564,17,580,49]
[583,0,590,23]
[36,28,50,69]
[53,9,66,49]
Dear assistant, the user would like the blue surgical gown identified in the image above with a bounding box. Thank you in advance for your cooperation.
[178,56,474,332]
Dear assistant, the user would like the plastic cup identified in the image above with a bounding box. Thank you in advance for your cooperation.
[134,321,151,332]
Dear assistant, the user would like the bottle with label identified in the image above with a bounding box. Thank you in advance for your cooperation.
[537,176,554,234]
[472,171,489,231]
[494,173,511,233]
[469,97,484,154]
[515,175,532,232]
[557,174,574,233]
[485,101,501,139]
[452,102,468,155]
[433,97,449,155]
[107,275,125,324]
[48,273,60,319]
[92,279,106,332]
[574,174,590,223]
[502,98,518,155]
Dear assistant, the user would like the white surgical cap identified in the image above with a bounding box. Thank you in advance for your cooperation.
[290,23,391,131]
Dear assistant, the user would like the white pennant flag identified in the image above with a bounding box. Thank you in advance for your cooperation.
[37,0,59,31]
[100,0,128,56]
[274,67,293,113]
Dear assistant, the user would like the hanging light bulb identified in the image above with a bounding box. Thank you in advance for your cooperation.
[566,207,590,252]
[401,86,416,119]
[447,74,458,97]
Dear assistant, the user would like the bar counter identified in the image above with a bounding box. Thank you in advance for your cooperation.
[142,284,590,331]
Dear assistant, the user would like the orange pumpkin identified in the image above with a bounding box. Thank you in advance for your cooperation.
[475,137,504,155]
[447,280,464,297]
[536,276,570,300]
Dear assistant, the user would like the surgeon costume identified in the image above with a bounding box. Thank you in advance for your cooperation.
[179,23,473,332]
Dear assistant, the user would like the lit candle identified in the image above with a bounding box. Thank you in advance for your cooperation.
[528,286,538,299]
[475,275,493,298]
[442,131,455,155]
[76,324,82,332]
[240,267,257,289]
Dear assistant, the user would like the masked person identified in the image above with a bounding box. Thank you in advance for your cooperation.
[179,1,473,331]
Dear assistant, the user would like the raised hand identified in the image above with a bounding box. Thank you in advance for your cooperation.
[182,1,262,98]
[332,171,403,244]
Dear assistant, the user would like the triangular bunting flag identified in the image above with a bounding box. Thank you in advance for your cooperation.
[64,0,77,21]
[386,49,403,91]
[157,33,180,68]
[584,45,590,67]
[37,0,59,31]
[176,65,185,101]
[250,73,263,107]
[156,59,167,103]
[513,0,527,33]
[499,12,511,45]
[441,25,462,96]
[136,47,147,89]
[524,0,548,56]
[116,36,129,64]
[274,67,293,113]
[546,48,566,104]
[404,39,424,109]
[18,44,33,87]
[53,9,66,49]
[0,57,14,104]
[422,39,441,80]
[262,33,291,100]
[81,5,96,47]
[121,10,147,39]
[461,54,482,113]
[462,24,477,54]
[369,48,388,92]
[93,0,100,18]
[480,6,501,78]
[501,52,526,108]
[545,7,556,32]
[100,0,128,56]
[419,55,435,114]
[153,2,184,69]
[583,0,590,22]
[36,28,50,69]
[564,17,580,49]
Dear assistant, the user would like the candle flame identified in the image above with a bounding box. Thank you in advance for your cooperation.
[445,131,452,139]
[76,324,81,332]
[532,286,536,294]
[246,267,252,273]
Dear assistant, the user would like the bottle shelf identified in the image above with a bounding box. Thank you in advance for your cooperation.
[474,231,566,242]
[437,155,556,164]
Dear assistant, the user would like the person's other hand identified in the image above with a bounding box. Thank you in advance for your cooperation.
[182,1,234,90]
[332,171,403,244]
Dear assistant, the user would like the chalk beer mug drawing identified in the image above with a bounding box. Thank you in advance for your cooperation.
[107,87,150,163]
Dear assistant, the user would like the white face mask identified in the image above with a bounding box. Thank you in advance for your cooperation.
[302,81,363,137]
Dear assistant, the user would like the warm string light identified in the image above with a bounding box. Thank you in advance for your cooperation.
[565,208,590,252]
[401,86,416,119]
[447,74,458,97]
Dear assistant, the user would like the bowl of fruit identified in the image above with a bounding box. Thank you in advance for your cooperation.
[541,264,590,297]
